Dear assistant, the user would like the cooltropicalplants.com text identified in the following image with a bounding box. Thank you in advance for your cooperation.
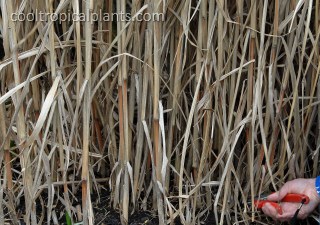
[11,9,165,23]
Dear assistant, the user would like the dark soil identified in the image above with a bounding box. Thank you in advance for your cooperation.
[92,192,158,225]
[4,187,319,225]
[95,210,158,225]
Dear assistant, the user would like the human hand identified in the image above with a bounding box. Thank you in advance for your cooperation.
[262,178,320,221]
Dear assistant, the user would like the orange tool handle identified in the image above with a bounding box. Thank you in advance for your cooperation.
[281,193,310,204]
[254,200,283,214]
[254,194,310,215]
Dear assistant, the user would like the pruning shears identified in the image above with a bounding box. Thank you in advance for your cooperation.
[253,193,310,215]
[251,193,310,225]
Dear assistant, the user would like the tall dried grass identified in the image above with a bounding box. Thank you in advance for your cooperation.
[0,0,319,224]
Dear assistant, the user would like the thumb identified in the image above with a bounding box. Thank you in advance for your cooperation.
[267,184,291,202]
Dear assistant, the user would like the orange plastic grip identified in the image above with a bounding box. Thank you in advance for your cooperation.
[254,193,310,215]
[281,193,310,204]
[254,200,283,215]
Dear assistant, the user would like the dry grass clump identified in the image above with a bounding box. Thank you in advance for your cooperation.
[0,0,320,224]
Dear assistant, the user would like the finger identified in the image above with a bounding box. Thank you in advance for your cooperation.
[261,207,277,221]
[276,203,300,222]
[262,203,297,222]
[279,207,310,221]
[297,205,314,219]
[277,210,299,222]
[276,214,291,222]
[262,202,279,218]
[267,181,294,201]
[267,191,282,202]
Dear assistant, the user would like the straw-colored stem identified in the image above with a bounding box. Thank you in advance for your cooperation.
[167,24,183,191]
[313,0,320,178]
[153,1,165,223]
[81,0,94,224]
[247,0,257,222]
[0,104,13,191]
[6,0,33,222]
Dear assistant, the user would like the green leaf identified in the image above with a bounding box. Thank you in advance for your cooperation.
[65,211,72,225]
